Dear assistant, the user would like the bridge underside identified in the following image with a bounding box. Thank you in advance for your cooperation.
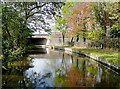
[27,38,47,45]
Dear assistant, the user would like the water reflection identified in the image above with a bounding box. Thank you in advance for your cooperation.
[2,48,120,88]
[2,56,33,88]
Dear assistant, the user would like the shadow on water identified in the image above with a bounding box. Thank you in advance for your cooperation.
[2,48,51,89]
[28,47,47,54]
[2,48,120,89]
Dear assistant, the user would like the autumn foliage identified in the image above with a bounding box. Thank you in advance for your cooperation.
[67,2,95,37]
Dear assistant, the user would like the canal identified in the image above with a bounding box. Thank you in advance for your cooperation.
[2,48,120,88]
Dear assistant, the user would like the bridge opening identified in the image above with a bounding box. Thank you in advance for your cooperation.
[27,38,47,45]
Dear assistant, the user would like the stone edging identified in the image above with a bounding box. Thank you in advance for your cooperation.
[54,47,120,74]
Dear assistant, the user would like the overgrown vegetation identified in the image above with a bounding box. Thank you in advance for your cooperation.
[2,3,32,66]
[1,2,64,68]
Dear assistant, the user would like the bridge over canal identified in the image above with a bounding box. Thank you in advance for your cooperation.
[27,34,50,45]
[27,32,71,46]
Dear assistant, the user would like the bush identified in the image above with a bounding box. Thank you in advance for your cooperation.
[89,38,119,49]
[90,40,102,48]
[106,38,119,49]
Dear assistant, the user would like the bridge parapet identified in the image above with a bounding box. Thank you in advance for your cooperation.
[32,34,50,39]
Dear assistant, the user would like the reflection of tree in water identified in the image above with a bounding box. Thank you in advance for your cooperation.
[60,55,120,88]
[25,71,52,88]
[2,56,52,89]
[63,57,96,87]
[94,64,120,88]
[2,56,33,87]
[54,53,68,86]
[64,66,96,87]
[53,54,98,87]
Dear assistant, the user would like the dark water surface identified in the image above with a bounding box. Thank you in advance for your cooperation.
[2,48,120,89]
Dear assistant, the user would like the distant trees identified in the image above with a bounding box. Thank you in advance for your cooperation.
[55,2,119,50]
[55,17,67,45]
[67,2,95,43]
[55,2,73,45]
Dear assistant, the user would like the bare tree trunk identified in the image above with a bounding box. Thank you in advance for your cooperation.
[83,32,86,44]
[62,32,65,45]
[76,35,79,42]
[71,37,74,43]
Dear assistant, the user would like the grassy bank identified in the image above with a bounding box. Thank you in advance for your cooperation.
[55,46,119,65]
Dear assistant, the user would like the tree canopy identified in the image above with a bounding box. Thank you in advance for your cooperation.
[2,2,64,66]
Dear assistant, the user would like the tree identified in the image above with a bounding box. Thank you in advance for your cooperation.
[55,2,74,45]
[13,2,64,32]
[55,17,67,45]
[2,3,32,65]
[2,2,64,67]
[94,2,120,49]
[61,2,75,43]
[67,2,95,44]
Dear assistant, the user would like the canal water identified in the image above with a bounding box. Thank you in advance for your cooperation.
[2,48,120,88]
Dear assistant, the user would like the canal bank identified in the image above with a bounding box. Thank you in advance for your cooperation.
[54,46,120,75]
